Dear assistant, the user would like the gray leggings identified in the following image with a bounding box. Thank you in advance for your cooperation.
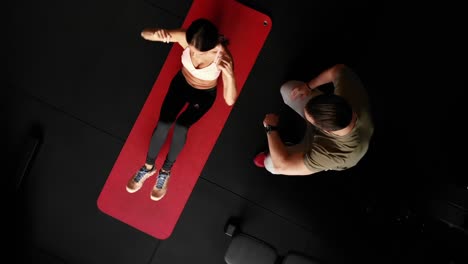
[146,71,216,171]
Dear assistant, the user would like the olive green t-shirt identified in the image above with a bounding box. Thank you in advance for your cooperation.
[303,67,374,172]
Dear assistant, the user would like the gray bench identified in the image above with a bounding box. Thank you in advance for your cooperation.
[224,220,322,264]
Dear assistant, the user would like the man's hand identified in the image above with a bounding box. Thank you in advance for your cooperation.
[290,83,311,100]
[263,113,279,127]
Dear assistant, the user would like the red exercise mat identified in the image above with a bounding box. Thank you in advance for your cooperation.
[97,0,271,239]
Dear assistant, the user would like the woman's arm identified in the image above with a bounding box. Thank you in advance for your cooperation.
[218,46,237,106]
[140,28,189,49]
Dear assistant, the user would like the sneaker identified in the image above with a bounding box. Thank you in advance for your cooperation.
[126,165,156,193]
[253,152,266,168]
[150,170,171,201]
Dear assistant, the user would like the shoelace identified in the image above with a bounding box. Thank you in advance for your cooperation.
[134,167,150,182]
[155,172,169,189]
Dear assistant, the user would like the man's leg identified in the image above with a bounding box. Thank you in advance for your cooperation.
[280,80,321,118]
[261,81,321,174]
[263,141,305,174]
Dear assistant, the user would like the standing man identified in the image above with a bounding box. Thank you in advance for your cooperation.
[254,64,374,175]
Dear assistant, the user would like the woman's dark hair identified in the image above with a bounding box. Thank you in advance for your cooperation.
[305,94,353,131]
[186,18,228,51]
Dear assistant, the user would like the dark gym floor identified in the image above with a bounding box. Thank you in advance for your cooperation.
[8,0,468,263]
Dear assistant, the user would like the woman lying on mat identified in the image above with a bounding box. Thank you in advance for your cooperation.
[126,18,238,201]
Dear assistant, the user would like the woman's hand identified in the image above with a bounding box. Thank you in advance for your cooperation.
[216,49,234,78]
[141,28,172,43]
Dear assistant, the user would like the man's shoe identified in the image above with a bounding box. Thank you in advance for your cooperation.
[253,152,266,168]
[150,170,171,201]
[126,166,156,193]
